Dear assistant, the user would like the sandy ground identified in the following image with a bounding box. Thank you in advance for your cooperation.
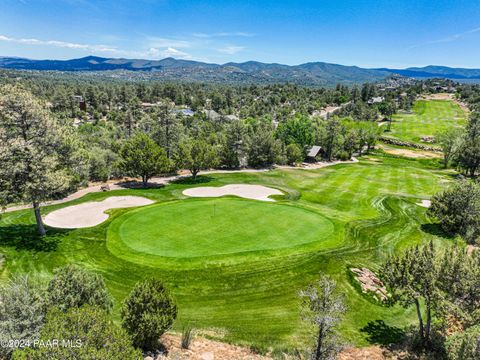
[183,184,283,202]
[417,199,431,208]
[43,196,153,229]
[154,334,271,360]
[152,334,397,360]
[318,105,341,118]
[421,93,454,101]
[378,144,442,159]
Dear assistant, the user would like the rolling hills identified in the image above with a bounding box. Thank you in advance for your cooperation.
[1,55,480,86]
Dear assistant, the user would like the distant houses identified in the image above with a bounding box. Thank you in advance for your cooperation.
[203,109,239,121]
[367,96,385,105]
[173,108,195,116]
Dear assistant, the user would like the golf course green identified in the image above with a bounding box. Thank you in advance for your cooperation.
[108,198,334,260]
[0,101,466,352]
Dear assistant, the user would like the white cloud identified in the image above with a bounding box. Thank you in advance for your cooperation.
[146,47,192,59]
[409,26,480,49]
[217,46,245,54]
[0,34,117,53]
[0,34,196,60]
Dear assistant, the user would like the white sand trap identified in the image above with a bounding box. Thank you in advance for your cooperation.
[44,196,154,229]
[417,199,431,208]
[183,184,283,202]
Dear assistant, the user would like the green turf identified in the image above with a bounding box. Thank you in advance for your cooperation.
[386,100,466,144]
[110,198,334,259]
[0,153,460,352]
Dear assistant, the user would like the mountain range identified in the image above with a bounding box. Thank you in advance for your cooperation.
[1,55,479,86]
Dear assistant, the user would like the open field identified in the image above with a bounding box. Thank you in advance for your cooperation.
[386,100,466,144]
[0,153,458,352]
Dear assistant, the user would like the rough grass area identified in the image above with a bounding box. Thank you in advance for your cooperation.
[0,154,458,352]
[387,100,466,144]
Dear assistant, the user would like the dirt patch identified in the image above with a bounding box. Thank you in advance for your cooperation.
[153,334,271,360]
[318,105,341,118]
[183,184,283,202]
[421,93,454,101]
[379,145,442,159]
[44,196,154,228]
[153,334,405,360]
[467,245,479,255]
[339,346,387,360]
[351,268,389,302]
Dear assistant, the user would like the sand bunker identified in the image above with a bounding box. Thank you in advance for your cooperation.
[417,199,431,208]
[44,196,154,229]
[183,184,283,202]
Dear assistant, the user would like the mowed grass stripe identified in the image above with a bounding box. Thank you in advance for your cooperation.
[0,155,454,350]
[388,100,466,144]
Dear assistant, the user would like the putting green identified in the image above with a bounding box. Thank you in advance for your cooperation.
[108,198,334,259]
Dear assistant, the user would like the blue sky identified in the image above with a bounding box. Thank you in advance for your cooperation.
[1,0,480,68]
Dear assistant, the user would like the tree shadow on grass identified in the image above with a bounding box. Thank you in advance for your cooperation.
[361,320,405,345]
[171,175,214,185]
[420,223,453,240]
[0,224,69,252]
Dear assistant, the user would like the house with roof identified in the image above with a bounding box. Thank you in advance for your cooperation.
[306,145,323,162]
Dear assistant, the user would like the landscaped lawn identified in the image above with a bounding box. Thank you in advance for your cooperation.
[386,100,466,144]
[0,153,458,352]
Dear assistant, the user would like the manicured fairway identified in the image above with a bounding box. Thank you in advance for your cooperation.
[387,100,466,144]
[0,154,457,352]
[110,198,334,259]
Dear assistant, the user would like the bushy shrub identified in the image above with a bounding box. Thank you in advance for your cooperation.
[47,264,113,312]
[336,150,351,161]
[428,180,480,243]
[121,278,177,351]
[285,143,303,165]
[0,276,45,359]
[13,306,142,360]
[445,325,480,360]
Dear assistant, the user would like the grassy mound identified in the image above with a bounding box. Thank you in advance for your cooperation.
[109,198,334,260]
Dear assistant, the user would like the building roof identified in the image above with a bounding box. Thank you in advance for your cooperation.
[307,145,322,158]
[204,109,221,120]
[183,109,195,116]
[368,96,385,104]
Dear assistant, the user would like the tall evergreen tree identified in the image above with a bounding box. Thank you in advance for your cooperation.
[0,85,72,235]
